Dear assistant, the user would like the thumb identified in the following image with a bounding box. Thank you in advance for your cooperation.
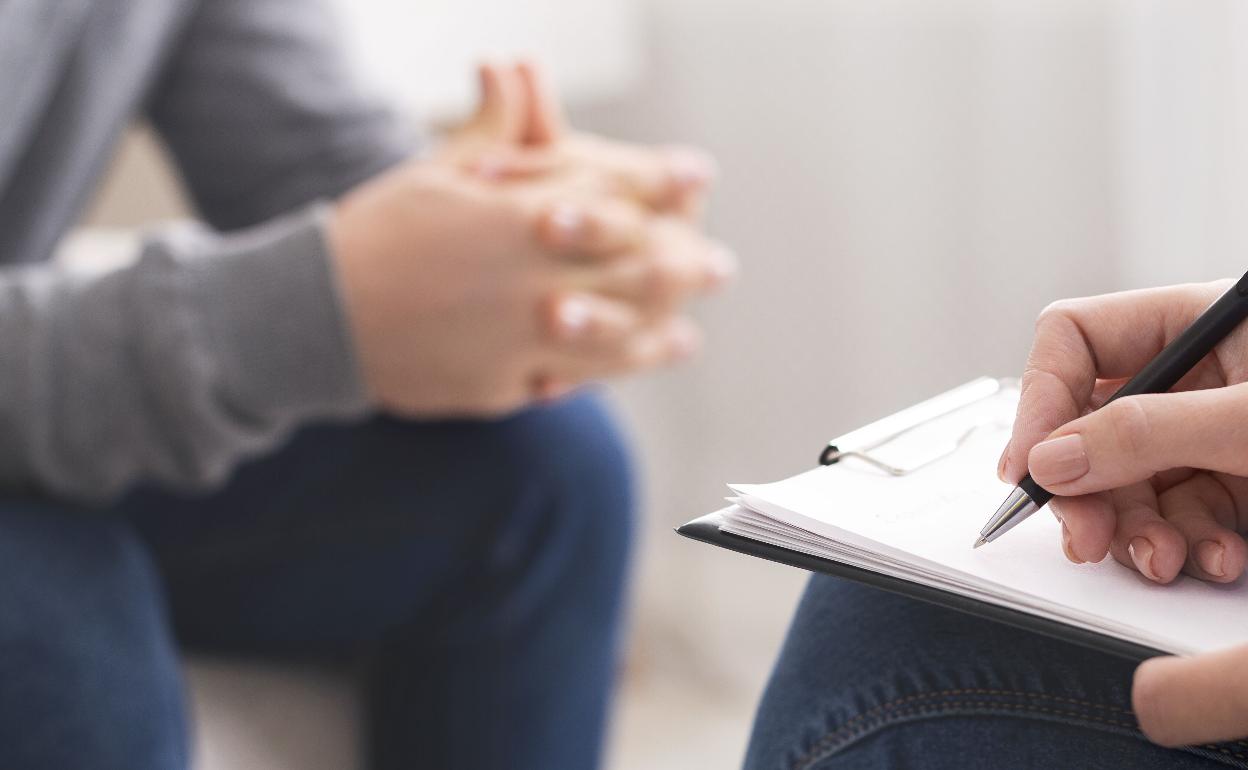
[1134,646,1248,746]
[471,62,527,143]
[1027,384,1248,497]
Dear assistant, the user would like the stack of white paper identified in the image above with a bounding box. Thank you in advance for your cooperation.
[717,380,1248,656]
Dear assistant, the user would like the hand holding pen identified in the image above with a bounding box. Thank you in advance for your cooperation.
[993,278,1248,583]
[990,277,1248,747]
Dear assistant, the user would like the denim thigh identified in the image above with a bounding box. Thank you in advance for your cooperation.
[745,575,1248,770]
[0,501,188,770]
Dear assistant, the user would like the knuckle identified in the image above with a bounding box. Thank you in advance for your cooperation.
[1032,300,1096,360]
[1015,368,1070,433]
[1018,366,1051,399]
[1105,397,1154,465]
[536,202,591,251]
[1035,299,1079,332]
[645,262,682,303]
[1160,471,1220,511]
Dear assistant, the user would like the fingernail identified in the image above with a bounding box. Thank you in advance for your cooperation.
[1028,434,1089,485]
[1196,540,1226,578]
[706,246,738,288]
[997,441,1011,482]
[1061,522,1083,564]
[667,148,717,189]
[556,296,591,339]
[547,205,585,246]
[1129,537,1159,582]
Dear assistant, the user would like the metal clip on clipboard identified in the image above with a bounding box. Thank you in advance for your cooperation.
[818,377,1017,476]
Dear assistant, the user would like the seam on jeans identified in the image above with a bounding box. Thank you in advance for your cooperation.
[1210,745,1248,761]
[806,687,1132,751]
[793,689,1133,770]
[796,703,1122,770]
[793,693,1248,770]
[848,705,1248,766]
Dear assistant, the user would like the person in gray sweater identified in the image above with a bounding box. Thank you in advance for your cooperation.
[0,1,732,768]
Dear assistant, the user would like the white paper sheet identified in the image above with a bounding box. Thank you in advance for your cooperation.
[719,381,1248,655]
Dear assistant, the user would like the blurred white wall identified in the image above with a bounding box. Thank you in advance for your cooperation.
[327,0,642,118]
[590,0,1125,702]
[83,0,1248,766]
[1116,0,1248,286]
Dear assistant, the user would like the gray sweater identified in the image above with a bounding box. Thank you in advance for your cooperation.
[0,0,411,501]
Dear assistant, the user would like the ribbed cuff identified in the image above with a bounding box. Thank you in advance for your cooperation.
[190,204,372,421]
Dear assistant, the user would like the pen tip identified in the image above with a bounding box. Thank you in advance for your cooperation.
[972,537,987,550]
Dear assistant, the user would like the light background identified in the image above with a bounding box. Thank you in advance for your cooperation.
[84,1,1248,766]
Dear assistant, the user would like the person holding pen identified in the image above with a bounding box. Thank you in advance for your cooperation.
[746,279,1248,768]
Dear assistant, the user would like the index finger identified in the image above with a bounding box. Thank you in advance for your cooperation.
[1000,281,1228,484]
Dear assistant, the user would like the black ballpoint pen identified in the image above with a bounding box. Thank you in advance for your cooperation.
[975,270,1248,549]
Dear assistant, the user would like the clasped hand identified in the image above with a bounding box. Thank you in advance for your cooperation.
[330,61,734,416]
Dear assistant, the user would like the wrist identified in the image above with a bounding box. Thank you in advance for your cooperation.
[326,191,387,411]
[190,203,372,419]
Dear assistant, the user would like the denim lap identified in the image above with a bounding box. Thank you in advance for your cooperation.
[0,393,634,770]
[745,575,1248,770]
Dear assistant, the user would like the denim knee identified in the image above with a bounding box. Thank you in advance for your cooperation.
[482,393,637,589]
[0,504,188,770]
[348,392,636,620]
[360,395,637,770]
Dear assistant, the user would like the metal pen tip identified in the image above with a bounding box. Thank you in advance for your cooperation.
[972,537,987,550]
[976,485,1043,549]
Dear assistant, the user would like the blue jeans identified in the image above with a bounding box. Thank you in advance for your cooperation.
[745,575,1248,769]
[0,394,633,770]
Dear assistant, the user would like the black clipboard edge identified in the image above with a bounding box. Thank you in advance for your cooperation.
[676,513,1164,662]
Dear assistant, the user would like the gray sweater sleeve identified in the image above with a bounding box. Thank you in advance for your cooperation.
[0,0,419,501]
[0,206,373,502]
[147,0,414,230]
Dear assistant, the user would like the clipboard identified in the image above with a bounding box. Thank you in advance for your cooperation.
[676,378,1164,662]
